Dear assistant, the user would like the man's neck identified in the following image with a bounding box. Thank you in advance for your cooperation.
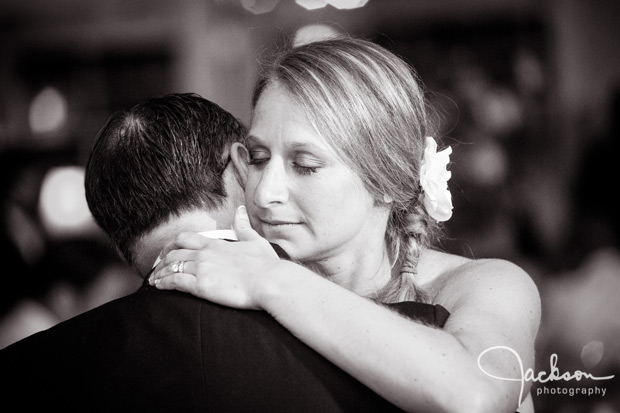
[132,209,225,276]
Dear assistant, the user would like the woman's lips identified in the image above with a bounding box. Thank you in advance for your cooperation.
[259,219,302,226]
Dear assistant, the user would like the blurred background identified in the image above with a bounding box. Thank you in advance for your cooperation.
[0,0,618,411]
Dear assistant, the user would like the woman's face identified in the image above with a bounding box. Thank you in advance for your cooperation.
[243,83,389,263]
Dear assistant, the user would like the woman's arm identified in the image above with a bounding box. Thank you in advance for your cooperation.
[256,258,539,413]
[152,207,541,412]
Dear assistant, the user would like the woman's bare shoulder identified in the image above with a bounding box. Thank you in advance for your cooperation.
[420,250,540,321]
[421,249,541,356]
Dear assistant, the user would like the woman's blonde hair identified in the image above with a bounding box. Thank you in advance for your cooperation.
[253,37,443,302]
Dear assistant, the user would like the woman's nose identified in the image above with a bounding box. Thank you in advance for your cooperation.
[253,160,289,208]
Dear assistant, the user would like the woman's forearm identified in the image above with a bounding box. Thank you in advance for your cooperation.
[259,261,508,412]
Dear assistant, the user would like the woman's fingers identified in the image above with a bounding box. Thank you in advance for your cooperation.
[234,206,260,241]
[151,255,260,309]
[157,232,213,263]
[153,272,196,293]
[150,249,200,284]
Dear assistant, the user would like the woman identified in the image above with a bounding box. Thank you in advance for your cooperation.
[151,37,540,412]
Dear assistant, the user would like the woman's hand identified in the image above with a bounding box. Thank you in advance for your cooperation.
[149,206,281,309]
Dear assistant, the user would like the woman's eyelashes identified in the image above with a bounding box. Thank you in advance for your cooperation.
[248,149,321,176]
[247,149,269,166]
[293,163,317,176]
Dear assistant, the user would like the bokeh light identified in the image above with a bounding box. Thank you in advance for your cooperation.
[295,0,328,10]
[240,0,280,14]
[28,87,68,136]
[326,0,368,10]
[38,166,97,238]
[465,140,509,187]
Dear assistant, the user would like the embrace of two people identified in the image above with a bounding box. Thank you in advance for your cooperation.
[1,37,540,413]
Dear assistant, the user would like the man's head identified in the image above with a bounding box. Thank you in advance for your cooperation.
[85,93,246,275]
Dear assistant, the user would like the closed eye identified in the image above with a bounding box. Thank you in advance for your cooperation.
[293,164,317,175]
[248,150,269,167]
[293,154,323,176]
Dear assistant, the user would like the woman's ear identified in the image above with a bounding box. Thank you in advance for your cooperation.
[230,142,249,189]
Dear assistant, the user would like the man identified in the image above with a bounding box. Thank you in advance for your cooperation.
[1,94,401,412]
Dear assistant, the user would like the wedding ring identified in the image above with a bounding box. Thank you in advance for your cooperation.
[172,261,185,273]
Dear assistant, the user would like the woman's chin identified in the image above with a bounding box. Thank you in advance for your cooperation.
[266,239,305,263]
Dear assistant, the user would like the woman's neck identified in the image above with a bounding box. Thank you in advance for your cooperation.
[302,242,393,298]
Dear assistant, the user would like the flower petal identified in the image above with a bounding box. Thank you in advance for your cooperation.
[420,137,453,222]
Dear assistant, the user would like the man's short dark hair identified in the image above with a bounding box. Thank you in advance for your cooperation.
[85,93,246,266]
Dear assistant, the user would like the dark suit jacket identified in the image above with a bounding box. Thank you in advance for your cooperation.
[1,282,407,412]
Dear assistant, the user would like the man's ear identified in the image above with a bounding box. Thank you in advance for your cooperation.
[230,142,249,190]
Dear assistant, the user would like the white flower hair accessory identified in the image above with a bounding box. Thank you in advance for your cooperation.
[419,137,453,222]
